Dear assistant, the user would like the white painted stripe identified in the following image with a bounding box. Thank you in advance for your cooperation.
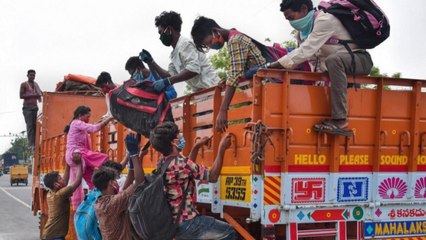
[2,187,31,190]
[0,187,31,209]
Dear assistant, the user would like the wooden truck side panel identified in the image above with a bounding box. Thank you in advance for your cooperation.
[32,71,426,239]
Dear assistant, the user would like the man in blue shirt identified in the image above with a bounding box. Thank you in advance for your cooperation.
[125,56,177,100]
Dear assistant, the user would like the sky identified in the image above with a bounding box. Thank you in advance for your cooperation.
[0,0,425,153]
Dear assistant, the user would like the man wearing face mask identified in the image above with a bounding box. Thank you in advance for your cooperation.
[93,133,146,240]
[125,56,177,100]
[267,0,373,135]
[190,16,267,133]
[139,11,219,94]
[150,122,237,239]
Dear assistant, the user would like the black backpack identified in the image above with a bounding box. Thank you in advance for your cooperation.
[318,0,390,49]
[109,79,174,138]
[128,156,188,240]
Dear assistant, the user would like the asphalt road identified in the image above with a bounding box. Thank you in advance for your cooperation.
[0,173,39,240]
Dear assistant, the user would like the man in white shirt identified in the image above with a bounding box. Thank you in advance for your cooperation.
[269,0,373,135]
[139,11,219,93]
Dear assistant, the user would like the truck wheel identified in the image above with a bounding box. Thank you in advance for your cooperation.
[10,180,12,186]
[25,180,28,186]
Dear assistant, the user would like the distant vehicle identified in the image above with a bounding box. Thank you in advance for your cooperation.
[2,153,19,174]
[10,165,29,186]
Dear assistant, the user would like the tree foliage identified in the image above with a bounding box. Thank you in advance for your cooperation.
[209,44,230,80]
[369,66,401,78]
[3,134,30,160]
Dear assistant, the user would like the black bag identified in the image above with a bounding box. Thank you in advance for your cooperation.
[128,157,188,240]
[318,0,390,49]
[109,79,174,138]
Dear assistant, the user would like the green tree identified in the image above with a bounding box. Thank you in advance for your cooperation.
[3,133,30,161]
[183,84,193,95]
[209,45,230,79]
[367,66,401,90]
[369,66,401,78]
[282,30,298,49]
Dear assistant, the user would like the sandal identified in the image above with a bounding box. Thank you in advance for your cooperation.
[313,120,353,137]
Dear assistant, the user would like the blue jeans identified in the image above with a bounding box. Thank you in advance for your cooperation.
[175,215,237,240]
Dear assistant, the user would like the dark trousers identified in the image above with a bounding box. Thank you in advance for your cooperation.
[325,51,373,119]
[22,104,38,147]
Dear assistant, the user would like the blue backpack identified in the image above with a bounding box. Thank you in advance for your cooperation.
[74,188,102,240]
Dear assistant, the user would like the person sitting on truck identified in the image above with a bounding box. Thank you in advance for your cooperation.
[95,71,116,95]
[190,16,267,133]
[139,11,219,95]
[93,133,145,240]
[19,69,42,150]
[42,159,83,240]
[64,105,114,210]
[125,56,177,100]
[267,0,374,135]
[149,122,237,239]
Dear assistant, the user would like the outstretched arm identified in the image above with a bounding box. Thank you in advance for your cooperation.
[169,69,198,85]
[132,149,147,185]
[63,164,71,185]
[188,136,212,163]
[209,134,232,183]
[216,86,236,133]
[125,133,146,186]
[150,61,171,78]
[119,152,130,171]
[69,162,83,192]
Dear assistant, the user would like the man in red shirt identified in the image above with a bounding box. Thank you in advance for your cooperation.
[19,69,42,149]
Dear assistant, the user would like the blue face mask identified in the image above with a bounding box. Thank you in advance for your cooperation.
[175,136,186,151]
[132,70,145,82]
[289,10,315,41]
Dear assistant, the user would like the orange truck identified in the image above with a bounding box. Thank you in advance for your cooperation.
[32,70,426,239]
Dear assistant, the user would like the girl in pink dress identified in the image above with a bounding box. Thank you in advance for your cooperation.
[64,105,113,209]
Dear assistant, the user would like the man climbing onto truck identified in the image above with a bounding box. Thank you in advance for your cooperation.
[148,122,237,239]
[266,0,374,136]
[93,133,145,239]
[42,158,83,240]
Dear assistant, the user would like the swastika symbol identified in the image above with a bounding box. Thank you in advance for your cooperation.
[291,178,326,203]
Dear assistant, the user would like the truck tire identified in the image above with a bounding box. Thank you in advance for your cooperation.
[10,180,12,186]
[25,180,28,186]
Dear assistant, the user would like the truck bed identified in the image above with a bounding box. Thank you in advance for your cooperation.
[32,70,426,239]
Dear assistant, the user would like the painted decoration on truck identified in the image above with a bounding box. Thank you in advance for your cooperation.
[307,209,349,221]
[291,178,326,203]
[264,176,281,205]
[374,206,426,221]
[337,177,369,202]
[268,209,281,223]
[364,220,426,238]
[414,177,426,199]
[290,206,364,223]
[195,180,212,203]
[378,177,407,199]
